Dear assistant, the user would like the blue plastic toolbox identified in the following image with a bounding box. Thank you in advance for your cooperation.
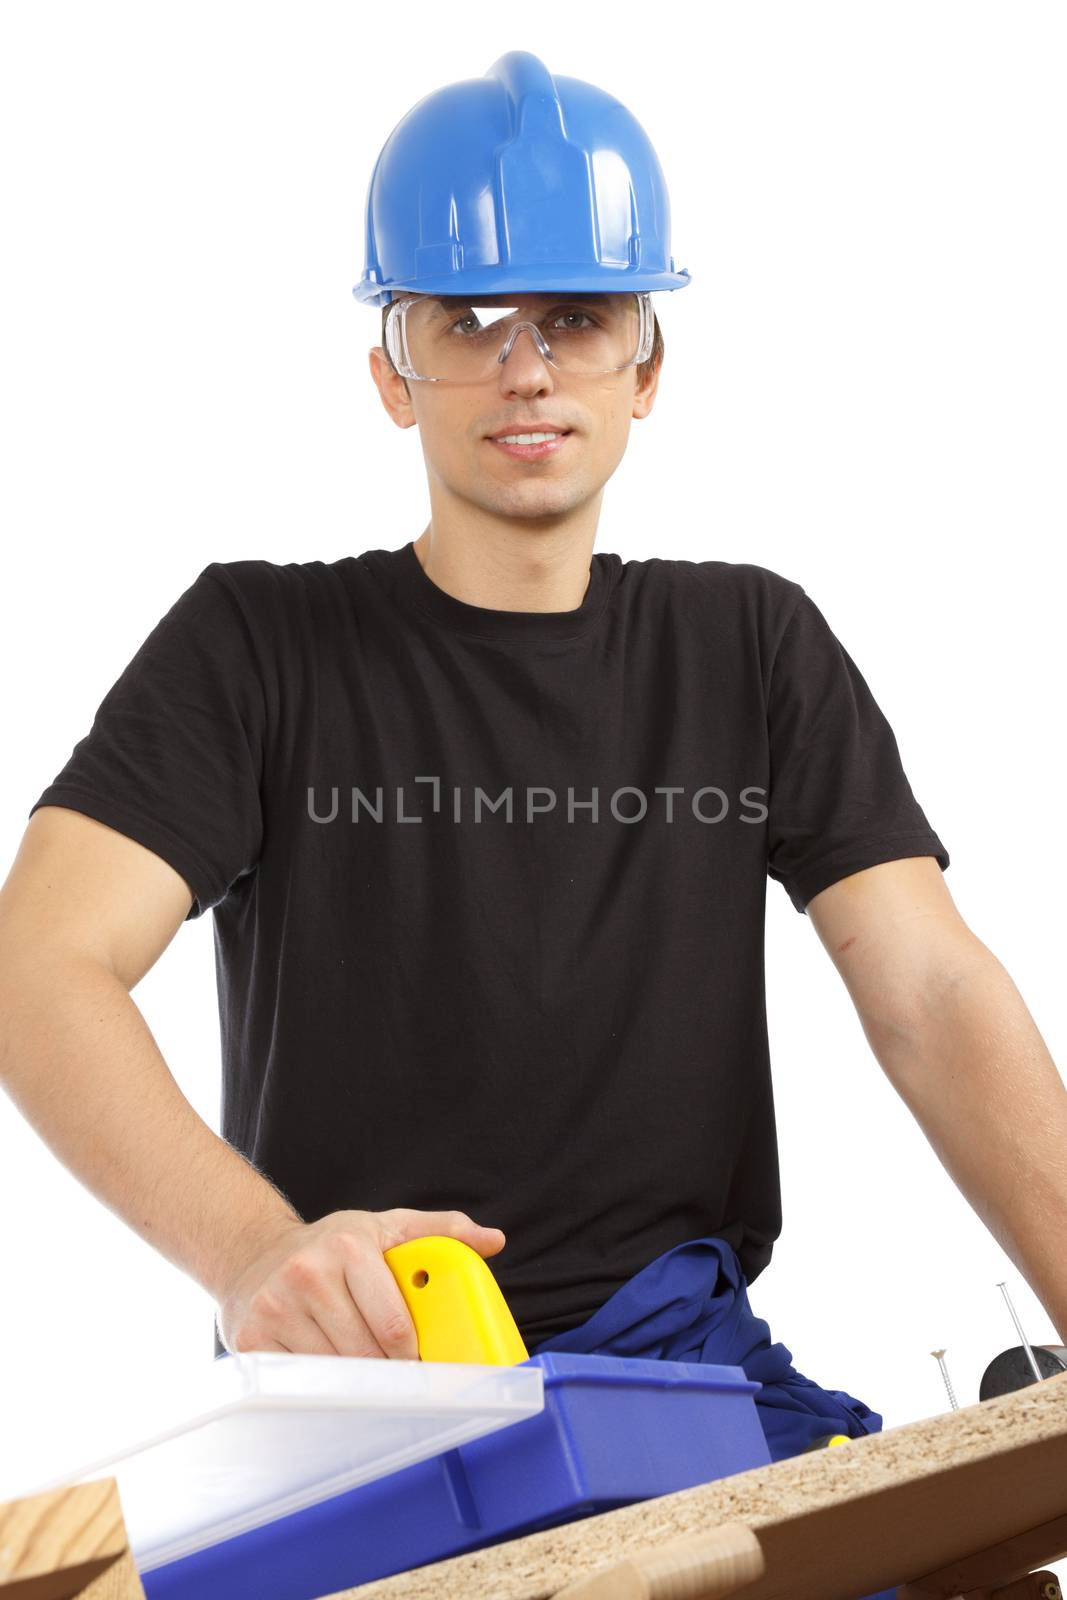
[142,1350,768,1600]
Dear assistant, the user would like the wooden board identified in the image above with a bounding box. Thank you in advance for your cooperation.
[322,1368,1067,1600]
[0,1477,144,1599]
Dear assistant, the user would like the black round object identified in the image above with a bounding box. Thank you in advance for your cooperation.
[979,1343,1067,1399]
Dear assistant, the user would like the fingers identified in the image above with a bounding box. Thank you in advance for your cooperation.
[393,1207,507,1255]
[341,1245,420,1360]
[271,1243,391,1357]
[270,1234,417,1358]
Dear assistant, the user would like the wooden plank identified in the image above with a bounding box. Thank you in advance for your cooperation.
[0,1478,144,1599]
[548,1522,765,1597]
[318,1368,1067,1600]
[898,1511,1067,1595]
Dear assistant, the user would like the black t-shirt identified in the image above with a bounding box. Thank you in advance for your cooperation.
[29,542,949,1357]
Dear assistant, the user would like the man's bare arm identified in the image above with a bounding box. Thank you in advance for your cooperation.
[0,806,300,1301]
[807,855,1067,1343]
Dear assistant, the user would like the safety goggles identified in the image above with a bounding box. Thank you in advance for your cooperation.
[383,290,654,384]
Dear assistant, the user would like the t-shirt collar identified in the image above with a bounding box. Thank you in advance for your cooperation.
[390,538,612,642]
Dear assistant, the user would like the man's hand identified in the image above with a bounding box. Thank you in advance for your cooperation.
[217,1207,507,1358]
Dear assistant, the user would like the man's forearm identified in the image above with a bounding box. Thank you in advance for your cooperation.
[864,945,1067,1344]
[0,950,301,1301]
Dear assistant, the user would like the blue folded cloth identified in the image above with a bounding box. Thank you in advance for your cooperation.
[529,1235,896,1600]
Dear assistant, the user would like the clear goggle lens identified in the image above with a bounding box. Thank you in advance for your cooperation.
[387,292,651,382]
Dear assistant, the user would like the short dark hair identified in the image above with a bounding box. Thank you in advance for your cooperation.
[379,294,664,391]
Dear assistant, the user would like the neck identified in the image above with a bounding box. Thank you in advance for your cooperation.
[411,521,599,614]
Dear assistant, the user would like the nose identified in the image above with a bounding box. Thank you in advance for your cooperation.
[495,323,557,394]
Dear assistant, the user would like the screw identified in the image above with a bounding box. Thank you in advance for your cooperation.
[996,1281,1044,1383]
[931,1348,959,1410]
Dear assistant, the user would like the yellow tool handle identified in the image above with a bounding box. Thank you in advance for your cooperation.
[383,1235,530,1365]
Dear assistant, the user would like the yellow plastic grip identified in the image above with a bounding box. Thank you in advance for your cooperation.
[382,1235,530,1365]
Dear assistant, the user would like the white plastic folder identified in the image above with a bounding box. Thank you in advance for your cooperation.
[26,1351,544,1572]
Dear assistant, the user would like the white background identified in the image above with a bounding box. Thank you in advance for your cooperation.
[1,2,1064,1590]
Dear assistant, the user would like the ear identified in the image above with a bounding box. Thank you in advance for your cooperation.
[632,352,662,421]
[368,345,418,430]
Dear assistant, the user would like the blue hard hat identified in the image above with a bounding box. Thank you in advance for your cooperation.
[353,51,691,307]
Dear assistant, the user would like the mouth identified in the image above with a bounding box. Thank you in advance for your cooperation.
[486,429,573,461]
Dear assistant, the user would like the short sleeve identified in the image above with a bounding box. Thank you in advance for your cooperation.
[765,589,949,914]
[28,563,266,921]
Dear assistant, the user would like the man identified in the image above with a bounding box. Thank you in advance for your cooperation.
[2,50,1065,1440]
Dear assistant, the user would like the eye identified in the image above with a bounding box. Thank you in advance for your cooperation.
[552,308,597,331]
[445,305,601,336]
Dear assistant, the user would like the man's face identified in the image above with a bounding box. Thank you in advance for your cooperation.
[368,292,660,525]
